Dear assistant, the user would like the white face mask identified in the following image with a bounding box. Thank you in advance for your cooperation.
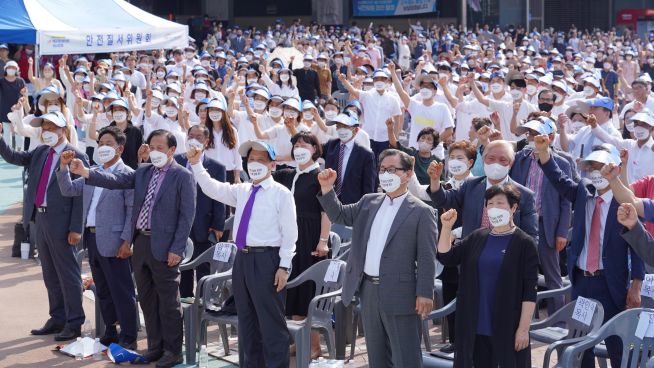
[419,88,433,99]
[41,131,59,146]
[113,110,127,123]
[374,81,386,91]
[195,92,207,100]
[634,126,651,140]
[253,100,267,111]
[284,110,298,119]
[151,99,161,108]
[303,112,313,121]
[280,74,290,82]
[165,106,178,117]
[418,141,432,152]
[589,170,609,190]
[490,83,504,93]
[74,75,85,83]
[149,150,169,168]
[185,52,195,60]
[43,70,54,78]
[201,60,211,67]
[269,107,283,118]
[247,78,258,85]
[318,62,326,68]
[379,172,402,193]
[83,84,91,92]
[245,55,253,62]
[510,89,523,100]
[571,121,586,133]
[448,159,468,175]
[334,58,343,65]
[487,207,512,227]
[337,128,353,142]
[96,145,116,164]
[583,86,595,97]
[209,111,223,121]
[247,161,269,181]
[484,162,510,180]
[47,104,60,113]
[293,147,312,165]
[186,138,204,152]
[303,61,311,68]
[324,110,338,120]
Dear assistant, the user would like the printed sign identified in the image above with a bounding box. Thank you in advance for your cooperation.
[324,261,341,283]
[572,297,597,326]
[213,243,232,262]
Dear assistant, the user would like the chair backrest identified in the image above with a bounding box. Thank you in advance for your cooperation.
[331,224,353,244]
[180,238,194,265]
[210,242,238,274]
[532,298,604,339]
[331,91,349,109]
[199,243,238,312]
[287,259,347,323]
[75,248,87,268]
[329,232,341,259]
[335,244,350,260]
[223,216,234,232]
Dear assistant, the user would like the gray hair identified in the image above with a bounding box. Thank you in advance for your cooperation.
[378,149,413,171]
[482,140,515,162]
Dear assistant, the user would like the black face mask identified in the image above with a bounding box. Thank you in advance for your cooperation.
[539,103,553,112]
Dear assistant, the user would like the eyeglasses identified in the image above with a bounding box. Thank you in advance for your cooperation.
[379,167,405,174]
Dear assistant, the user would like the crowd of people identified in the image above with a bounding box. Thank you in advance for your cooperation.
[2,17,654,368]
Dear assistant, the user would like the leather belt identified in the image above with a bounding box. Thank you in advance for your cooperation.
[36,206,47,213]
[575,267,602,277]
[239,246,277,254]
[363,273,381,284]
[86,227,96,234]
[138,229,152,236]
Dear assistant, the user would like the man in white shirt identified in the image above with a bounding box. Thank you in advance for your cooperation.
[591,111,654,183]
[339,69,402,159]
[567,97,622,159]
[317,149,437,368]
[187,140,297,368]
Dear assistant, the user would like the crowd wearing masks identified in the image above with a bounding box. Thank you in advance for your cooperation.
[3,18,654,368]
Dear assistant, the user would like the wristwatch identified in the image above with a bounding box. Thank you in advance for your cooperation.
[279,266,291,273]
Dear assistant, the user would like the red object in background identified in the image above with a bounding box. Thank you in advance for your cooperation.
[616,9,654,33]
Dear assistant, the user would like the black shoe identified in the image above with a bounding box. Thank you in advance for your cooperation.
[439,343,455,354]
[143,350,164,363]
[155,351,183,368]
[53,326,81,341]
[30,320,64,335]
[119,340,137,351]
[100,335,119,346]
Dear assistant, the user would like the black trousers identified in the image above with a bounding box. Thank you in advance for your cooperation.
[232,248,289,368]
[179,241,212,298]
[133,234,183,355]
[85,230,138,343]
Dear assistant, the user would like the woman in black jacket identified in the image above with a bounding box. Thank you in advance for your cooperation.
[437,184,539,368]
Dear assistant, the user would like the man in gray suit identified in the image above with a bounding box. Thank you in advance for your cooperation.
[317,149,437,367]
[57,126,138,349]
[69,129,195,368]
[0,112,87,341]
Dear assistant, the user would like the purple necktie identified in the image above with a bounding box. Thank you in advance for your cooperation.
[235,185,261,249]
[35,148,55,208]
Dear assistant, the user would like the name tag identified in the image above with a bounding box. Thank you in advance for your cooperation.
[213,243,232,262]
[324,261,341,283]
[572,296,597,326]
[641,274,654,299]
[635,312,654,339]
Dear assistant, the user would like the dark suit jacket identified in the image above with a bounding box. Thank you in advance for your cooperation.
[438,227,538,368]
[539,157,646,307]
[323,139,376,205]
[292,67,321,101]
[429,176,539,241]
[86,159,196,262]
[318,190,437,314]
[174,154,225,243]
[0,139,87,235]
[510,149,572,248]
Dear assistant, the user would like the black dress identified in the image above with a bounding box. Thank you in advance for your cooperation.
[273,167,326,316]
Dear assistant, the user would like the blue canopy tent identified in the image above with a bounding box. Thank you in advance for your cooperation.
[0,0,188,55]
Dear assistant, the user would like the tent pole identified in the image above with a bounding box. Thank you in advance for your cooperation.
[35,32,40,78]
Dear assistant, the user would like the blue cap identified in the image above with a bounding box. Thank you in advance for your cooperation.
[585,97,614,111]
[489,71,505,80]
[199,51,211,59]
[345,100,362,115]
[238,140,276,160]
[39,84,61,99]
[372,69,389,79]
[107,343,148,364]
[30,111,67,128]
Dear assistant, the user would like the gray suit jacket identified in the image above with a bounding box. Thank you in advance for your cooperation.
[86,160,196,262]
[0,138,87,235]
[56,161,134,257]
[317,190,437,314]
[622,220,654,266]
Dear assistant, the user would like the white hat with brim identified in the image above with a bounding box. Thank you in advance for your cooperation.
[630,112,654,127]
[579,149,620,170]
[565,100,590,118]
[238,140,276,160]
[326,113,358,127]
[30,111,67,128]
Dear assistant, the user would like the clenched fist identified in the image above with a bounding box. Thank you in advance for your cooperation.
[318,169,338,193]
[617,203,638,230]
[427,161,444,181]
[60,150,76,169]
[440,209,458,229]
[137,144,150,163]
[187,147,202,165]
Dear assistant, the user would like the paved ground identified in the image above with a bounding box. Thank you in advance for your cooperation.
[0,157,559,367]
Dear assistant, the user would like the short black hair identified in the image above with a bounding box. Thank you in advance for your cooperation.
[509,79,527,88]
[484,183,521,208]
[147,129,177,148]
[290,132,322,161]
[98,126,127,146]
[417,127,440,149]
[188,125,210,139]
[473,117,493,131]
[378,149,413,171]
